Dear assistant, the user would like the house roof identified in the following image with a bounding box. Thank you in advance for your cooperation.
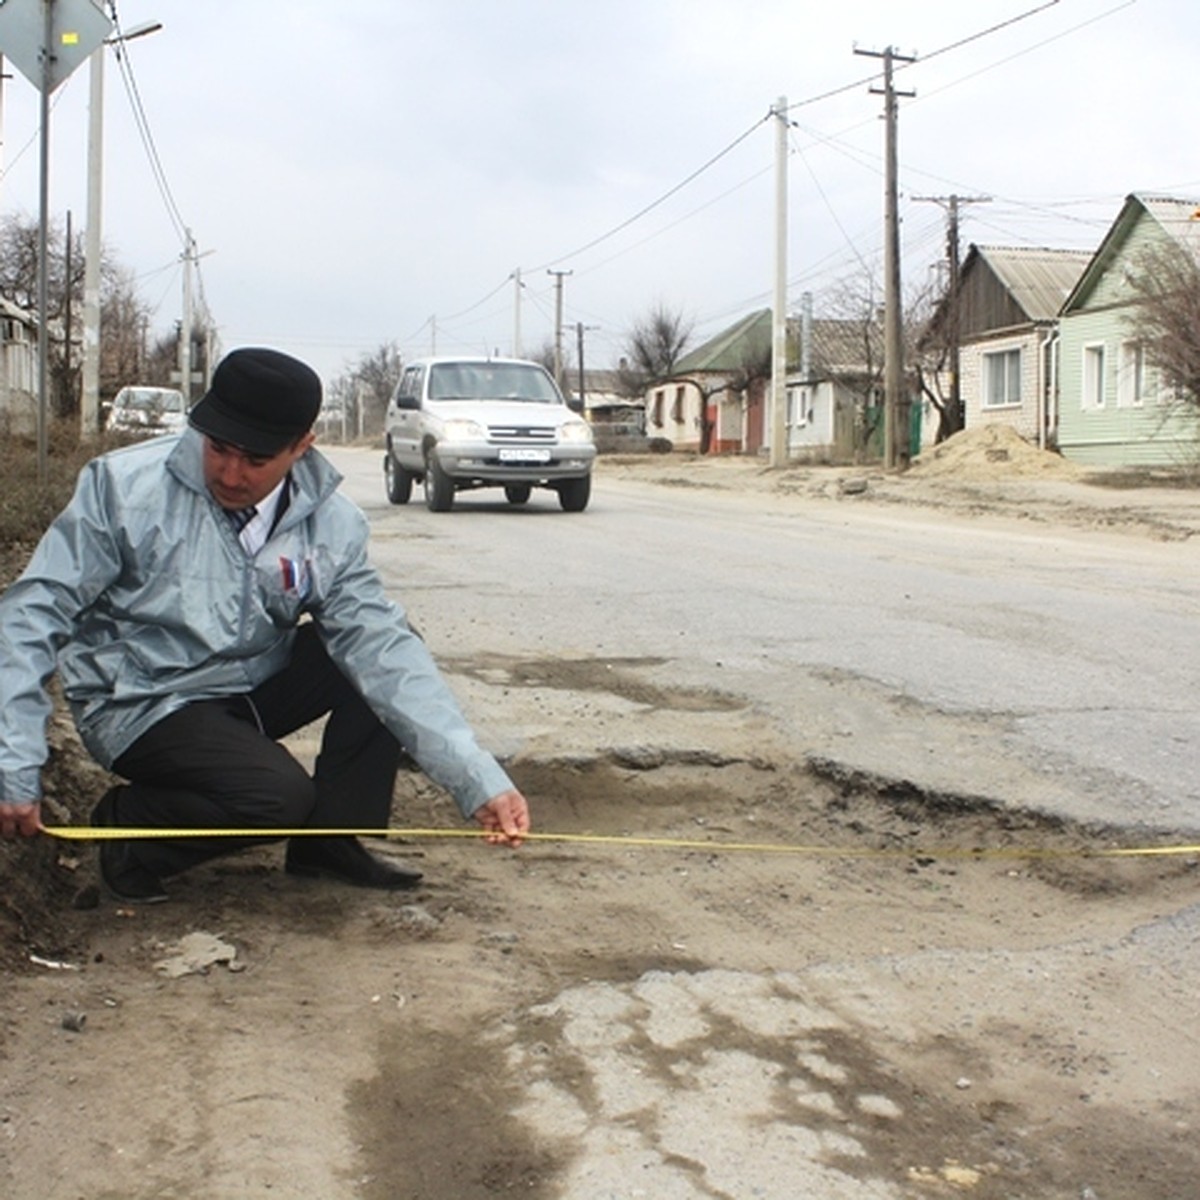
[971,245,1092,322]
[805,317,881,376]
[1063,192,1200,313]
[671,307,880,381]
[675,308,773,374]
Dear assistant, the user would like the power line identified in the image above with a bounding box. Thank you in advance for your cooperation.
[784,0,1065,114]
[106,2,189,249]
[528,114,770,272]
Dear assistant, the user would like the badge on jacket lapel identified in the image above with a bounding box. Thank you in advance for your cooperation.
[279,555,314,600]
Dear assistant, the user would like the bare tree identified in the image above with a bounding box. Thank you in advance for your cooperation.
[327,342,403,437]
[100,265,153,400]
[819,274,888,460]
[0,213,164,419]
[617,303,693,397]
[0,213,86,416]
[909,278,962,444]
[1124,241,1200,409]
[684,341,772,455]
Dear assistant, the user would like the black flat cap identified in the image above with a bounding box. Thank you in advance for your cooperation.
[189,347,322,455]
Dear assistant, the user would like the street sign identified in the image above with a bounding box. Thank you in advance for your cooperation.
[0,0,112,93]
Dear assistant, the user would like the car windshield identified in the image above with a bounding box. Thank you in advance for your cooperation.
[118,388,184,414]
[428,363,559,403]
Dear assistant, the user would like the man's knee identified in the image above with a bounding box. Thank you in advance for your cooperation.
[237,754,316,829]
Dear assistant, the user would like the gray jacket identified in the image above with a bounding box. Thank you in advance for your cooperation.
[0,430,512,813]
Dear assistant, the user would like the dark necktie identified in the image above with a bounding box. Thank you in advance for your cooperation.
[227,505,257,533]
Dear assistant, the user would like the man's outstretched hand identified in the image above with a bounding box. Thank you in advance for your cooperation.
[0,802,42,840]
[473,789,530,847]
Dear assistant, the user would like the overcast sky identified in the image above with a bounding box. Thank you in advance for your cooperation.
[0,0,1195,387]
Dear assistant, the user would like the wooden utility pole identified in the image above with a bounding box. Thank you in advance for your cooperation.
[914,194,990,438]
[856,45,914,469]
[574,321,597,414]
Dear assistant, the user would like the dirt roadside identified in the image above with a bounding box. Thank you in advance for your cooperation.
[2,427,1198,1199]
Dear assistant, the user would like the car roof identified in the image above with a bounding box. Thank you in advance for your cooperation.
[407,356,547,369]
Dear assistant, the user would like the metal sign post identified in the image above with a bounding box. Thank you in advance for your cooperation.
[0,0,112,482]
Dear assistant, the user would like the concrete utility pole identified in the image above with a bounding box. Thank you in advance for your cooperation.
[914,193,990,439]
[769,94,789,468]
[857,44,914,470]
[179,229,195,403]
[81,19,162,439]
[512,267,522,358]
[547,268,572,389]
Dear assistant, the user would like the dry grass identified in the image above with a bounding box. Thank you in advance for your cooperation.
[0,424,125,573]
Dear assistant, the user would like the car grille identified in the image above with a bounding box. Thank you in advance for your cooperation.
[487,424,557,443]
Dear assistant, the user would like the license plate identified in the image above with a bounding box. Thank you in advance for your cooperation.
[498,448,551,464]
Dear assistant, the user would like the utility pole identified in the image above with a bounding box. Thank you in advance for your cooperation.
[179,229,195,403]
[574,320,597,414]
[63,209,72,401]
[547,268,572,389]
[81,20,162,439]
[914,193,990,440]
[769,94,789,468]
[857,44,914,470]
[512,268,522,358]
[81,44,104,437]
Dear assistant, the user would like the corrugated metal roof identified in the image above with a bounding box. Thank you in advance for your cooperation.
[1137,193,1200,260]
[807,317,881,375]
[974,246,1092,322]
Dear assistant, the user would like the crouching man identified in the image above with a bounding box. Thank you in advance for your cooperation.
[0,347,529,902]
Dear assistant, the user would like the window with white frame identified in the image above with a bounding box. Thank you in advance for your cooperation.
[983,347,1021,408]
[1117,340,1151,407]
[1082,344,1106,411]
[787,385,813,427]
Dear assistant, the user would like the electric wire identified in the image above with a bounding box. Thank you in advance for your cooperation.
[106,2,189,249]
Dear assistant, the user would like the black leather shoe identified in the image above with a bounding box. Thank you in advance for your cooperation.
[284,836,423,890]
[90,787,169,905]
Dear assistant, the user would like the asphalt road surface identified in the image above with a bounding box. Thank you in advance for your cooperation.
[332,446,1200,838]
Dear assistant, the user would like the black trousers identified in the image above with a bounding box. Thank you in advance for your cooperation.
[111,623,402,878]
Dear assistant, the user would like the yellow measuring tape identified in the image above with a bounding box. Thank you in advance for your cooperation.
[42,825,1200,860]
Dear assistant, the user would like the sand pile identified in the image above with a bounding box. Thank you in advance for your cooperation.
[909,424,1086,481]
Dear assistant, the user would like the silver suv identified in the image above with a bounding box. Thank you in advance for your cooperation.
[383,356,596,512]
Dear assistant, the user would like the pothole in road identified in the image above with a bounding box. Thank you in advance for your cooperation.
[384,751,1200,1200]
[443,652,748,713]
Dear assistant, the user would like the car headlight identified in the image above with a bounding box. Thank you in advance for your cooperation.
[559,419,593,444]
[441,418,487,441]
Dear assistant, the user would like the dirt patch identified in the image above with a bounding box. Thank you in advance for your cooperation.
[4,750,1198,1197]
[599,436,1200,541]
[4,445,1200,1197]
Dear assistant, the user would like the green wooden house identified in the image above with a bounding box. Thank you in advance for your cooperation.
[1057,194,1200,467]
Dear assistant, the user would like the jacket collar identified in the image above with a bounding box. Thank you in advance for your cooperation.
[166,428,344,523]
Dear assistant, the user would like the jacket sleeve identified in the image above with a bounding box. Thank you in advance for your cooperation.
[310,509,513,818]
[0,461,123,802]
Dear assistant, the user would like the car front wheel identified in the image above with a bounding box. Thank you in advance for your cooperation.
[424,453,455,512]
[557,475,591,513]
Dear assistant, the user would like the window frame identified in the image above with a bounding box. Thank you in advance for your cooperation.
[1117,340,1150,408]
[982,346,1022,409]
[1082,343,1106,411]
